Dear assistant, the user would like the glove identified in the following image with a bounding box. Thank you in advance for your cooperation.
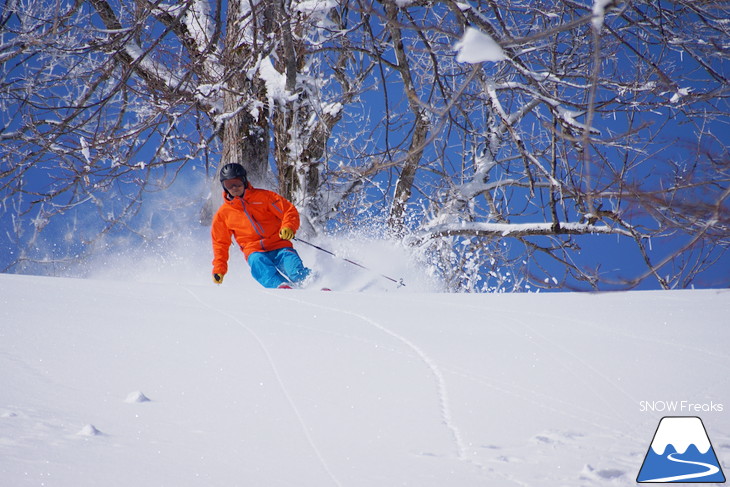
[213,273,225,285]
[279,227,295,240]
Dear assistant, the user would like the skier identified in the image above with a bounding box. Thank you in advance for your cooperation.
[211,163,311,289]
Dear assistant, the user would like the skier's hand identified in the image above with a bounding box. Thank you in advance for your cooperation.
[279,227,295,240]
[213,273,225,285]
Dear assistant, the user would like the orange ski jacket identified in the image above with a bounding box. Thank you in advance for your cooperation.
[211,185,300,275]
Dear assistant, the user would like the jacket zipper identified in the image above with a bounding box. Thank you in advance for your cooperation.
[237,197,267,250]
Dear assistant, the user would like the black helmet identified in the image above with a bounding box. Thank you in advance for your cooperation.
[219,163,247,183]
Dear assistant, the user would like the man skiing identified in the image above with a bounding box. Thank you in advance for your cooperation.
[211,163,311,289]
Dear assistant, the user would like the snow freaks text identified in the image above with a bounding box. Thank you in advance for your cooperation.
[639,401,724,413]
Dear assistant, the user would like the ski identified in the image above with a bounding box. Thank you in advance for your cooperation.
[276,283,332,291]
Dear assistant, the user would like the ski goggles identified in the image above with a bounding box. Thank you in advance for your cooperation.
[223,178,245,190]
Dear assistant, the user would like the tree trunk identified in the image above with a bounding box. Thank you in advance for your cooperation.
[219,0,273,188]
[220,87,270,187]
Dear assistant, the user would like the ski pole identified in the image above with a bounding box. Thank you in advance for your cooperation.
[294,237,406,287]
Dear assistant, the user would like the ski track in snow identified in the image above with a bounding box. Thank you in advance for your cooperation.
[182,286,343,487]
[382,294,633,434]
[264,289,644,485]
[461,298,641,421]
[268,289,472,465]
[381,292,653,468]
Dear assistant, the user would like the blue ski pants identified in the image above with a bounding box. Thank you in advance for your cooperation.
[247,248,311,288]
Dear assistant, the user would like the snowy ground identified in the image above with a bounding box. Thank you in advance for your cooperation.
[1,255,729,485]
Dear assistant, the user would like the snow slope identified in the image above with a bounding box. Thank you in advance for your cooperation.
[1,273,729,486]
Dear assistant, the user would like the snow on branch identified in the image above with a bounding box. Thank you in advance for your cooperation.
[420,221,634,241]
[454,27,506,63]
[89,0,199,99]
[122,43,190,93]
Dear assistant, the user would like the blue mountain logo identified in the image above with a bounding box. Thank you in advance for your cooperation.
[637,416,726,483]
